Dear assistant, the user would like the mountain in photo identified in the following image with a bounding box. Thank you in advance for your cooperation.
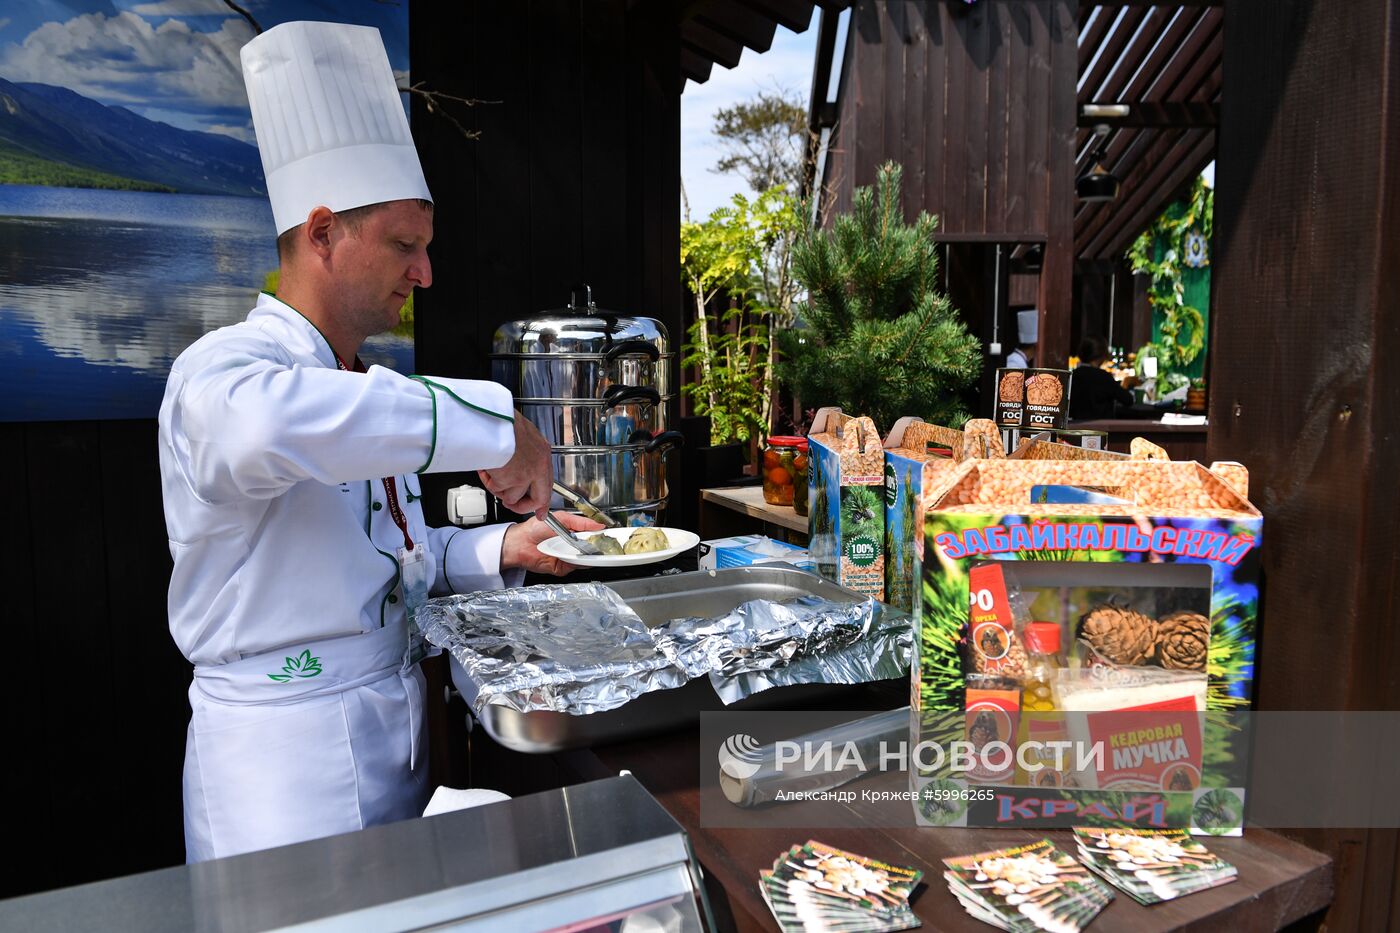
[0,78,266,197]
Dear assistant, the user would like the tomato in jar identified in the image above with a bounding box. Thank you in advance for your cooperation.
[762,436,806,507]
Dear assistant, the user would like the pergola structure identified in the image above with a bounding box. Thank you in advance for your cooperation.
[1075,1,1223,267]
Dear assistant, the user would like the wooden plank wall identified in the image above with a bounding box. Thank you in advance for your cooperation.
[410,0,683,528]
[1210,0,1399,927]
[0,420,190,897]
[822,0,1077,365]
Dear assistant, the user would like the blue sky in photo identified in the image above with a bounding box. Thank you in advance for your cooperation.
[681,9,824,222]
[0,0,409,143]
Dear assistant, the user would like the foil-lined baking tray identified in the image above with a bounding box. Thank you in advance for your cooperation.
[419,565,912,753]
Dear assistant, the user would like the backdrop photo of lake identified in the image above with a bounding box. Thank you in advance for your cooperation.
[0,185,413,422]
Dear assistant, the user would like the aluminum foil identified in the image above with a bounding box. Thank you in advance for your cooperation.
[416,583,688,715]
[709,602,913,704]
[651,595,878,680]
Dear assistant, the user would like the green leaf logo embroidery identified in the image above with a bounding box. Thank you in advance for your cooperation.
[267,649,323,682]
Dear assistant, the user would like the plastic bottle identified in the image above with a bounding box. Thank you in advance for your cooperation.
[1021,622,1062,711]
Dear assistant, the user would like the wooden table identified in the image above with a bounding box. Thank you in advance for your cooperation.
[557,729,1333,933]
[701,486,809,545]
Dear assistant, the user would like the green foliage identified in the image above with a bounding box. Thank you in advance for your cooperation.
[711,90,809,195]
[679,304,768,445]
[0,139,175,192]
[779,162,982,432]
[1127,176,1213,371]
[680,189,805,444]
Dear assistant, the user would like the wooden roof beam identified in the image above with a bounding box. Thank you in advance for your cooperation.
[1077,101,1219,127]
[1118,7,1211,102]
[680,45,715,84]
[691,3,776,54]
[1078,7,1116,72]
[1091,131,1215,260]
[1089,5,1171,104]
[1083,0,1221,7]
[1080,128,1214,259]
[1079,7,1150,102]
[737,0,815,34]
[681,19,746,69]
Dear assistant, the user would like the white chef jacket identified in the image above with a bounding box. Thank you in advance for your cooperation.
[159,292,520,861]
[1006,348,1030,369]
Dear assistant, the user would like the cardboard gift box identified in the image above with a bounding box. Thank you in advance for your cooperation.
[807,408,886,601]
[912,452,1259,836]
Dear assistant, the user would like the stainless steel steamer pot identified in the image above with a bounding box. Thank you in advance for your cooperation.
[490,286,681,519]
[550,431,683,511]
[518,386,667,447]
[489,286,674,400]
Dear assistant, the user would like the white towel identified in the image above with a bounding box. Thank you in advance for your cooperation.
[422,786,511,817]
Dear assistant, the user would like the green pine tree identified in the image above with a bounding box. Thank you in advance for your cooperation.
[779,162,983,431]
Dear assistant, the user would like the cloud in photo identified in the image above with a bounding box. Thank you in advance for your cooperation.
[681,14,819,221]
[0,10,254,132]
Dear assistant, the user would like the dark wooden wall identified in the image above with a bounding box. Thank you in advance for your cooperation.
[1210,0,1400,927]
[823,0,1077,365]
[409,0,684,527]
[0,421,190,897]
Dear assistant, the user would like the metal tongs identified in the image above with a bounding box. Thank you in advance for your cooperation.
[552,482,621,528]
[541,511,604,556]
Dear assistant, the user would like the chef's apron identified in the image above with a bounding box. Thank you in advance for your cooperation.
[182,617,428,862]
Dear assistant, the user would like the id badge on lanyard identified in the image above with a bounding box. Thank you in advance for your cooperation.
[383,476,430,666]
[335,352,431,666]
[398,541,431,666]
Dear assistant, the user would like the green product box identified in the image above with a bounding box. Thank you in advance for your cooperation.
[806,408,886,602]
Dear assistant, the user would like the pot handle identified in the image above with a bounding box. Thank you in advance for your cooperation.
[567,283,594,314]
[645,430,685,453]
[603,385,662,409]
[604,341,661,363]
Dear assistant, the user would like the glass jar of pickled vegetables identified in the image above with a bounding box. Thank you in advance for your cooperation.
[762,436,806,507]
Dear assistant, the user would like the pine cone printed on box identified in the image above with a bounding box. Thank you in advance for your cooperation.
[999,371,1024,402]
[1079,605,1157,666]
[1156,611,1209,671]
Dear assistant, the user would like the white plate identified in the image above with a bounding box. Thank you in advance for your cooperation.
[537,526,701,567]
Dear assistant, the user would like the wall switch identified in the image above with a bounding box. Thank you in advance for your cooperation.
[989,341,1002,356]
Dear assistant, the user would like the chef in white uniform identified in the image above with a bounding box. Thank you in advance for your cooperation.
[159,20,595,863]
[1006,309,1039,369]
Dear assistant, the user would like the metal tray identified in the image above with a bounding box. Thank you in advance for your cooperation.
[449,565,907,754]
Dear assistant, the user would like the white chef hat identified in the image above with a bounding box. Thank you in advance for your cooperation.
[1017,309,1039,344]
[241,21,432,235]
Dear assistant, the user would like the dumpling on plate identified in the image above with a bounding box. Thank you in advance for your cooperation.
[587,533,625,555]
[623,527,670,554]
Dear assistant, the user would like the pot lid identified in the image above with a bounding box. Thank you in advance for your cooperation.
[492,284,669,355]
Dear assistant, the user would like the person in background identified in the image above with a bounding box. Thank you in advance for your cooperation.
[160,21,597,864]
[1070,335,1134,419]
[1006,309,1038,368]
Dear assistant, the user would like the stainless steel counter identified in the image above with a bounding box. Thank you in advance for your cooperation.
[0,775,705,933]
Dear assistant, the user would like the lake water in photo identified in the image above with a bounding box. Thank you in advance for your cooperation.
[0,185,414,422]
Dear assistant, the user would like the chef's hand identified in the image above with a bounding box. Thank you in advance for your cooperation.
[480,414,552,517]
[501,512,605,576]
